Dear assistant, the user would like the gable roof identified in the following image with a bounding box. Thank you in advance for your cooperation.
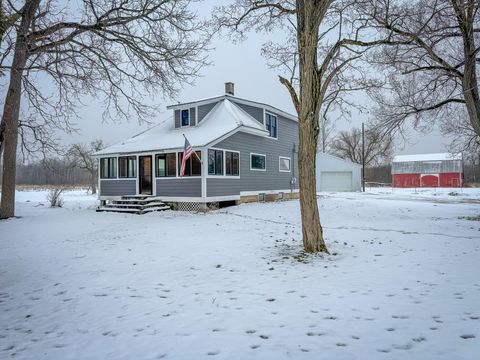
[167,94,298,122]
[392,153,462,163]
[94,99,269,156]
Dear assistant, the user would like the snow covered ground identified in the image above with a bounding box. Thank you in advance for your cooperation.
[1,188,479,360]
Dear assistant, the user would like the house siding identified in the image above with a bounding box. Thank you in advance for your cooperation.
[207,114,298,197]
[232,101,264,124]
[190,107,196,126]
[156,178,201,197]
[100,180,136,196]
[174,110,180,128]
[198,102,218,123]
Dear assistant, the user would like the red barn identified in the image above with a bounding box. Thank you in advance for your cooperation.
[392,153,463,188]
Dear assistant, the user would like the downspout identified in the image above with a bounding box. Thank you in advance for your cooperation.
[291,143,297,193]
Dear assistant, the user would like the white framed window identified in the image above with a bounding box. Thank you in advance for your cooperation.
[208,149,224,175]
[225,151,240,176]
[119,156,137,178]
[250,153,266,171]
[279,156,291,172]
[100,157,117,178]
[181,109,190,127]
[265,112,278,138]
[207,148,240,177]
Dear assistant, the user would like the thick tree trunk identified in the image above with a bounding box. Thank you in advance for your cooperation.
[0,0,40,219]
[295,0,329,253]
[453,0,480,138]
[90,175,97,195]
[461,29,480,138]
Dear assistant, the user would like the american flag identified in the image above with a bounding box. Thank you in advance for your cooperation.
[180,137,193,177]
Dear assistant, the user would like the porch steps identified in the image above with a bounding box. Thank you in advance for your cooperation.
[96,196,170,215]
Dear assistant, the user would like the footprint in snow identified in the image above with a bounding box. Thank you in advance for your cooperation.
[259,334,269,339]
[412,336,427,342]
[392,343,413,350]
[207,350,220,356]
[392,315,409,319]
[460,334,476,339]
[306,332,318,337]
[385,328,395,332]
[245,329,256,334]
[250,344,260,349]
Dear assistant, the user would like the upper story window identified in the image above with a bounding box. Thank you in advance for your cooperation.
[250,153,266,171]
[208,149,223,175]
[100,157,117,179]
[119,156,136,178]
[181,109,190,127]
[156,153,176,177]
[265,113,277,138]
[178,151,202,176]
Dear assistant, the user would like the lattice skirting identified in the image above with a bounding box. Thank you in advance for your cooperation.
[176,202,203,212]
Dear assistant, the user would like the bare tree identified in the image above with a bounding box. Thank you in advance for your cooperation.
[330,127,393,166]
[68,139,104,194]
[0,0,209,219]
[358,0,480,145]
[214,0,389,253]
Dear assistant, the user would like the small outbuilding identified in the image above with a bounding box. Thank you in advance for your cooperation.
[392,153,463,188]
[315,153,362,192]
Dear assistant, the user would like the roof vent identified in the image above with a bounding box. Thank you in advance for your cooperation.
[225,82,234,96]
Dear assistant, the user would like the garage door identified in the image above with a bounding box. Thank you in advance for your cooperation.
[320,171,353,192]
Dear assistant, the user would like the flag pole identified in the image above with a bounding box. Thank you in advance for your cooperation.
[183,133,202,164]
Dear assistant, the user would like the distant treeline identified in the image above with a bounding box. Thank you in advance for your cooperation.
[0,159,91,186]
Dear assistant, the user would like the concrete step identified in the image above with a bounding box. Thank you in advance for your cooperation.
[121,195,155,200]
[96,207,141,214]
[96,205,170,214]
[108,202,168,209]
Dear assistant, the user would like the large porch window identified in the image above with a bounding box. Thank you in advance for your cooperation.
[178,151,201,176]
[100,157,117,178]
[156,153,176,177]
[119,156,136,178]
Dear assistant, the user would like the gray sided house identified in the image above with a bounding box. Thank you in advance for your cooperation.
[94,84,299,208]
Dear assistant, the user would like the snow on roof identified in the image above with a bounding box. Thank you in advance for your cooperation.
[167,94,298,122]
[392,153,462,163]
[316,152,362,167]
[94,99,269,156]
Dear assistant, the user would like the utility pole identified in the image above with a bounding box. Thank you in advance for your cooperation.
[362,122,365,192]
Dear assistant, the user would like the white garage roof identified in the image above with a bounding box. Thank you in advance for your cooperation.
[393,153,462,163]
[316,152,362,167]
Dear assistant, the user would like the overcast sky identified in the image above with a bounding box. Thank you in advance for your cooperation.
[23,0,456,157]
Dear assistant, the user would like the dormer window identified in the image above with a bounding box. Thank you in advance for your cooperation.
[265,113,277,138]
[181,109,190,127]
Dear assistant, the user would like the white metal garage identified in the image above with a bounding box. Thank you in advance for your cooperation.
[316,153,362,192]
[320,171,353,192]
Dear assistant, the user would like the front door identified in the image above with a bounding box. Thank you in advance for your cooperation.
[139,156,152,195]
